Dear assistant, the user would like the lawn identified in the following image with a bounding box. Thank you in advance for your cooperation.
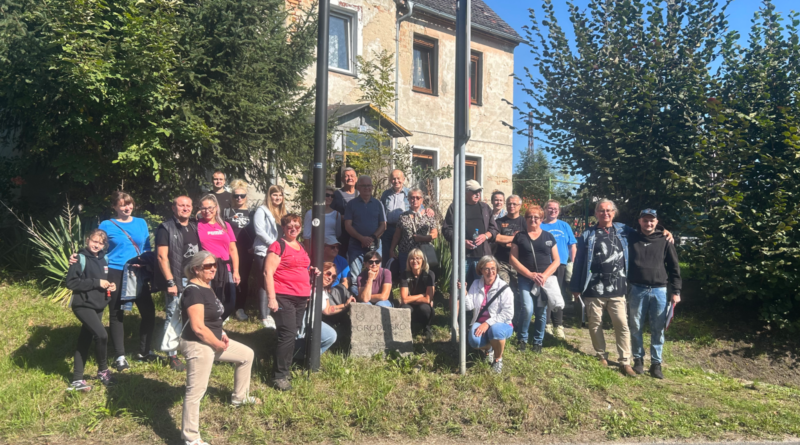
[1,278,798,444]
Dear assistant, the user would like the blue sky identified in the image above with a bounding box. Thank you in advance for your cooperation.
[484,0,799,170]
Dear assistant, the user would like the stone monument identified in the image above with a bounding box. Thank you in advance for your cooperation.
[349,304,413,357]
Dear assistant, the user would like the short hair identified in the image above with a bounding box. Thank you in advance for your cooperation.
[230,179,248,193]
[212,170,226,178]
[525,205,545,219]
[546,199,560,209]
[491,190,505,200]
[172,195,192,207]
[391,169,405,179]
[595,198,617,213]
[326,185,336,194]
[280,213,302,227]
[343,167,357,176]
[476,255,498,276]
[406,248,429,273]
[110,191,134,208]
[183,251,216,280]
[363,250,382,263]
[408,187,424,197]
[357,175,372,186]
[507,194,521,204]
[85,229,108,247]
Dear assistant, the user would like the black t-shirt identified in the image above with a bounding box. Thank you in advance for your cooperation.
[401,269,436,298]
[215,191,233,213]
[465,203,486,258]
[584,226,626,299]
[224,208,254,244]
[512,230,556,273]
[494,215,525,263]
[181,284,224,342]
[155,223,200,277]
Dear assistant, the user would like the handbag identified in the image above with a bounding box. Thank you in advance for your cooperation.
[411,213,439,269]
[160,284,195,352]
[528,236,565,311]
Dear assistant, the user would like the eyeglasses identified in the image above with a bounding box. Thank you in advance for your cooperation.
[367,260,381,265]
[525,216,542,221]
[199,206,215,212]
[409,196,423,201]
[202,263,217,270]
[597,209,615,214]
[325,193,334,198]
[483,267,497,273]
[507,202,521,206]
[233,194,246,199]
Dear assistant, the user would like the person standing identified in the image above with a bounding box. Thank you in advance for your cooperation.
[331,167,359,253]
[627,209,682,379]
[98,191,155,370]
[490,190,507,220]
[492,195,525,310]
[211,170,233,212]
[389,188,438,276]
[344,175,387,295]
[380,170,435,264]
[443,180,498,288]
[252,185,285,329]
[224,180,255,322]
[155,196,199,372]
[303,185,341,252]
[197,194,240,321]
[540,199,577,340]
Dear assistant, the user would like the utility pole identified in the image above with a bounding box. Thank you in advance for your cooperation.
[527,111,534,155]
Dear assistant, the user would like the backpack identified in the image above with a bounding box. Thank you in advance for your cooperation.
[77,253,108,276]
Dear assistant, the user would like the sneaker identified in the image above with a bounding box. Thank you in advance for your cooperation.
[545,324,554,336]
[96,369,115,387]
[517,341,527,352]
[620,364,637,377]
[485,348,494,364]
[262,316,277,330]
[273,378,292,391]
[113,356,130,372]
[169,355,186,372]
[231,395,262,407]
[632,358,645,375]
[235,309,248,321]
[554,325,565,340]
[532,344,543,353]
[650,363,664,380]
[67,380,92,392]
[491,358,503,374]
[184,439,210,445]
[135,352,160,363]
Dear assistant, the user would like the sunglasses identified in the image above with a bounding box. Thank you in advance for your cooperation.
[525,216,542,221]
[325,193,334,198]
[201,263,217,270]
[366,260,381,265]
[234,194,246,199]
[323,271,336,278]
[409,196,423,201]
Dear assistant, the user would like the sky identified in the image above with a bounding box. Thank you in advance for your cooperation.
[483,0,799,171]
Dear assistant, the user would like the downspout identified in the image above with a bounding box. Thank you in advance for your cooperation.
[393,1,414,169]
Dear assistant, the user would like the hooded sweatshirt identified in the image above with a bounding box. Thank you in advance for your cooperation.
[627,229,682,294]
[65,247,111,310]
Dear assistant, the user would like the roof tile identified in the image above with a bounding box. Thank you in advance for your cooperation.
[412,0,522,41]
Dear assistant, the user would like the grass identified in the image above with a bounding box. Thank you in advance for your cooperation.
[1,279,799,444]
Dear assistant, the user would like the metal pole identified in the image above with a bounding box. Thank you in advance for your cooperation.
[306,0,330,373]
[454,0,471,375]
[451,154,460,342]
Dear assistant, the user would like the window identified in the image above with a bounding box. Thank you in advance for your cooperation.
[470,52,483,105]
[412,148,438,197]
[329,8,357,75]
[465,156,481,182]
[413,37,437,95]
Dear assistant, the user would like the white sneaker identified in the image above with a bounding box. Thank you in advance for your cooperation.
[545,324,554,336]
[262,316,276,329]
[235,309,248,321]
[554,325,566,340]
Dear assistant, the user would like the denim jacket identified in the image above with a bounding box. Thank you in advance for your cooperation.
[570,222,634,294]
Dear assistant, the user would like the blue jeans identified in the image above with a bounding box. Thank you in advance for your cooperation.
[295,320,338,357]
[163,278,188,356]
[516,276,548,345]
[347,240,382,296]
[628,285,668,364]
[357,301,393,308]
[465,256,480,288]
[468,322,514,349]
[381,225,397,265]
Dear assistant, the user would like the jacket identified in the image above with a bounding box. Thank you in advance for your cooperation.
[120,251,156,311]
[628,229,682,294]
[66,248,110,310]
[570,222,634,294]
[466,276,514,326]
[442,201,499,257]
[154,216,197,294]
[380,187,410,225]
[253,205,279,257]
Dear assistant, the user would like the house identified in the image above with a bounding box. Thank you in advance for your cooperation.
[286,0,523,207]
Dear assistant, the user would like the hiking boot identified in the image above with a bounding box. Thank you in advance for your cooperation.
[598,356,608,367]
[113,356,130,372]
[231,396,262,407]
[235,309,248,321]
[485,348,494,364]
[491,358,503,374]
[545,324,554,336]
[96,369,115,387]
[169,355,186,372]
[532,344,543,353]
[554,325,565,340]
[517,341,527,352]
[135,352,160,363]
[650,363,664,380]
[620,364,637,377]
[273,378,292,391]
[632,358,645,375]
[262,316,277,330]
[67,380,92,392]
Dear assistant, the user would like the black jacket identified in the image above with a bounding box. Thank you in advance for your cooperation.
[627,229,682,294]
[66,248,110,310]
[442,201,499,257]
[154,216,197,293]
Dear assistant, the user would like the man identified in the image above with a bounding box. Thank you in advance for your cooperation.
[490,190,507,220]
[492,194,525,320]
[154,196,199,372]
[344,175,387,295]
[540,199,577,340]
[323,234,350,290]
[627,209,681,379]
[443,180,498,288]
[211,170,232,211]
[380,169,434,264]
[331,167,359,254]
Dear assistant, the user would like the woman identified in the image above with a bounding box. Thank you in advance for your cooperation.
[399,248,436,337]
[224,180,255,321]
[98,191,155,370]
[303,186,341,251]
[357,250,393,307]
[264,214,314,391]
[253,185,286,329]
[465,255,514,374]
[390,188,438,276]
[509,205,561,352]
[180,251,259,445]
[197,194,240,321]
[295,261,354,357]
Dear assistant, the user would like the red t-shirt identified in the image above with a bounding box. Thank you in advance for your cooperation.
[268,240,311,297]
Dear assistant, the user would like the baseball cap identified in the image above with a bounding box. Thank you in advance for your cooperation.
[465,180,483,192]
[639,208,658,218]
[324,234,340,246]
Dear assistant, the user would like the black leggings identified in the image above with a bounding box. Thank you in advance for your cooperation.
[272,294,308,380]
[108,268,156,358]
[72,306,108,381]
[400,303,434,329]
[235,243,254,311]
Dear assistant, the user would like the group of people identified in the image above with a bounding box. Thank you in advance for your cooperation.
[63,169,681,445]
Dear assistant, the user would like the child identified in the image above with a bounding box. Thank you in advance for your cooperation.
[65,229,116,391]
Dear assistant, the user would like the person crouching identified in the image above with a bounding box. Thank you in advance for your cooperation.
[466,255,515,374]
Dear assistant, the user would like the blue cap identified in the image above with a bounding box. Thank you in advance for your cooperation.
[639,208,657,218]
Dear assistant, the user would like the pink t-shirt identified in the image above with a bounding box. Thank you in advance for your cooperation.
[476,285,492,324]
[198,221,236,262]
[268,240,311,297]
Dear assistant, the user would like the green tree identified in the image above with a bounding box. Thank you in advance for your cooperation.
[513,149,575,205]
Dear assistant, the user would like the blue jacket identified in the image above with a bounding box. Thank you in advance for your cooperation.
[570,222,635,294]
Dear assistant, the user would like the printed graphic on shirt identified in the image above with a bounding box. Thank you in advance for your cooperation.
[184,243,199,258]
[229,211,250,229]
[587,229,626,297]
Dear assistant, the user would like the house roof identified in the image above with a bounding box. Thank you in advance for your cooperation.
[327,103,413,138]
[411,0,524,44]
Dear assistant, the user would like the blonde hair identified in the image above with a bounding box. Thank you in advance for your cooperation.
[230,179,248,193]
[199,194,228,232]
[406,248,429,274]
[266,185,286,222]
